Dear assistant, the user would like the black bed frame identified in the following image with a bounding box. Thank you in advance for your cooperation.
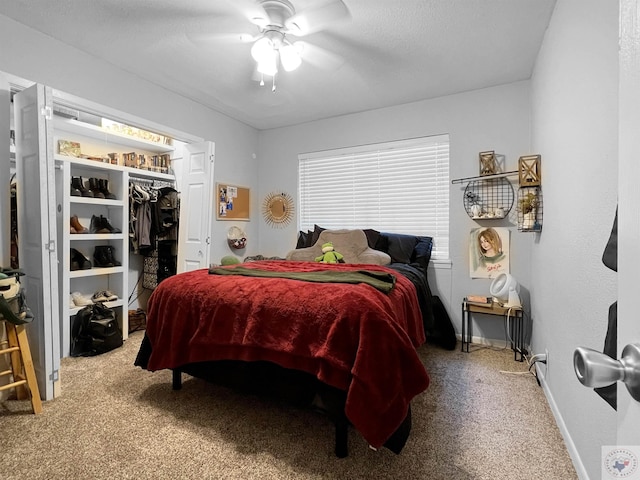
[169,359,411,458]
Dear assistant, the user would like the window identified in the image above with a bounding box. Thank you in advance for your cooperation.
[298,135,450,260]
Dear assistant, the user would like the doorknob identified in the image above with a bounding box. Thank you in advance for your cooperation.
[574,343,640,402]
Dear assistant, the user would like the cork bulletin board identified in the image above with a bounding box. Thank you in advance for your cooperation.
[216,183,250,221]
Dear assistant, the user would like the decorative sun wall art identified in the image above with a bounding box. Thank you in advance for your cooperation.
[262,191,295,228]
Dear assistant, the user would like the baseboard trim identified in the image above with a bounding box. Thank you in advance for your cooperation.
[455,333,513,349]
[536,364,589,480]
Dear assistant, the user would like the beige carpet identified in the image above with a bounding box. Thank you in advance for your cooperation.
[0,332,577,479]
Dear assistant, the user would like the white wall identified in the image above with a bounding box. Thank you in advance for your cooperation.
[530,0,618,477]
[0,14,261,265]
[258,82,533,339]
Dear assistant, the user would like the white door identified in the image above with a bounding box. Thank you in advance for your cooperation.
[0,74,9,266]
[177,141,214,272]
[617,0,640,444]
[14,84,60,400]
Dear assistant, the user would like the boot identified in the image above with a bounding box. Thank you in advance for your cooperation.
[93,245,113,267]
[70,215,88,234]
[99,179,116,200]
[90,215,109,234]
[105,245,122,266]
[71,176,93,197]
[88,178,105,199]
[100,215,122,233]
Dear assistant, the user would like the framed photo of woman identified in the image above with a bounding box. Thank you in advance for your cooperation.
[469,227,510,278]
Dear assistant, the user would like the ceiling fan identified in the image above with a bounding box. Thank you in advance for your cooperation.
[235,0,351,90]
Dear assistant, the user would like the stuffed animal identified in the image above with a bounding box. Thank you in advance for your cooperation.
[315,242,345,264]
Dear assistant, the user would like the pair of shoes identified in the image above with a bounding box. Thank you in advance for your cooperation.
[70,215,88,234]
[93,245,121,268]
[71,291,93,306]
[71,176,93,197]
[70,248,92,271]
[91,290,118,302]
[90,215,122,234]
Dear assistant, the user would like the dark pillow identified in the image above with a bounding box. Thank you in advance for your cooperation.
[373,234,389,253]
[363,229,381,249]
[385,234,419,264]
[296,231,310,249]
[413,236,433,270]
[310,224,326,246]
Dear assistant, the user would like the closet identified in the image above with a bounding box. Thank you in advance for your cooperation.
[7,79,215,400]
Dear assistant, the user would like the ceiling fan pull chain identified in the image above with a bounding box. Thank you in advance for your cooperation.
[260,72,265,87]
[272,75,277,92]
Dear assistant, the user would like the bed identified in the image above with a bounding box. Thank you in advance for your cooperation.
[135,228,453,456]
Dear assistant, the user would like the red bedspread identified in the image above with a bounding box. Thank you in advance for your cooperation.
[144,260,430,448]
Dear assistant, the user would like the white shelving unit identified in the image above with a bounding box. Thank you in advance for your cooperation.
[53,117,176,357]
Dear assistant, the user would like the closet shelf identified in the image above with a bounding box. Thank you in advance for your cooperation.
[69,233,125,241]
[56,155,176,181]
[53,117,175,153]
[69,266,125,278]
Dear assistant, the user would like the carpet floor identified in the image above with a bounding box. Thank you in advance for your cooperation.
[0,331,577,479]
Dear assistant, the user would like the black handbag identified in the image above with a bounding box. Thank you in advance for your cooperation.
[71,302,123,357]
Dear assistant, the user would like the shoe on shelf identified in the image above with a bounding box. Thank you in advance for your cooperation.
[91,290,118,303]
[93,245,121,267]
[90,215,122,234]
[88,178,105,199]
[99,179,117,200]
[70,215,88,234]
[71,176,93,197]
[70,248,92,271]
[71,291,93,307]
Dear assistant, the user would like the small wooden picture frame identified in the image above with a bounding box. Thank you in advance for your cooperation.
[518,155,541,186]
[479,151,497,176]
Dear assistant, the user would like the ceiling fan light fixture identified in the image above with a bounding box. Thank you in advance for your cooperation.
[251,36,274,63]
[280,43,302,71]
[257,50,278,76]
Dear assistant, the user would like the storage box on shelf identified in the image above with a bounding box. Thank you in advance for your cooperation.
[53,115,176,357]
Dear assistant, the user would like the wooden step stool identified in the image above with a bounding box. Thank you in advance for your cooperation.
[0,320,42,414]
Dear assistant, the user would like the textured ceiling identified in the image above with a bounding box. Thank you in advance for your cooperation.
[0,0,556,130]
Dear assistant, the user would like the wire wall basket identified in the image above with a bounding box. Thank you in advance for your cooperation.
[463,177,514,220]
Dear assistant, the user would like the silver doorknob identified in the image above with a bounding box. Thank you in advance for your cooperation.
[574,343,640,402]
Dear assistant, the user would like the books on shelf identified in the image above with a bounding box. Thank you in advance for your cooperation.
[466,295,493,306]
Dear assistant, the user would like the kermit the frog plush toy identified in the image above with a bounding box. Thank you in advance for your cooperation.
[315,242,345,264]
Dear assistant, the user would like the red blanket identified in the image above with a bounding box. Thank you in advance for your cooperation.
[145,260,430,448]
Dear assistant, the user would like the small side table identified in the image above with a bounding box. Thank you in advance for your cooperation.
[461,299,525,361]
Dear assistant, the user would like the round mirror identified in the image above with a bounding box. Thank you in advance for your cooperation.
[262,192,294,227]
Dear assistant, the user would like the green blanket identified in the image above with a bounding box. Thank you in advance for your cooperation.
[208,266,396,293]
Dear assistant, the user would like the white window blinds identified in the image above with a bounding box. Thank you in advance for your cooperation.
[298,135,450,260]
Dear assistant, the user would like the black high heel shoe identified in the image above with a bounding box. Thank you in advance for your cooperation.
[70,248,92,271]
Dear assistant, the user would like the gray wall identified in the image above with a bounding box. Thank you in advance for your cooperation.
[0,13,261,265]
[258,81,533,341]
[530,0,618,477]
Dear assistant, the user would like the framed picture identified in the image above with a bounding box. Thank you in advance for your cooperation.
[469,227,510,278]
[216,183,250,221]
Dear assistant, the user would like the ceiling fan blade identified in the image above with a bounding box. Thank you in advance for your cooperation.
[222,0,269,27]
[187,31,258,46]
[285,0,351,37]
[298,41,345,71]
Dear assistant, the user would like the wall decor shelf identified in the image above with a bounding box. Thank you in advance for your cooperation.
[517,186,543,232]
[460,176,515,220]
